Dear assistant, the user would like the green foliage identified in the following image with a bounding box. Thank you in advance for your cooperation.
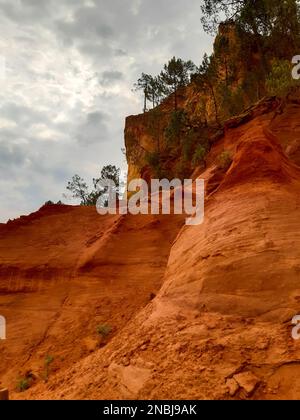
[67,174,89,205]
[44,200,64,206]
[96,324,112,339]
[194,53,219,123]
[192,145,207,167]
[43,354,55,382]
[218,150,232,169]
[45,354,54,366]
[201,0,300,58]
[145,151,160,168]
[16,377,31,392]
[266,59,298,97]
[144,151,164,178]
[182,131,195,162]
[134,57,195,111]
[134,73,166,112]
[66,165,120,206]
[218,83,246,120]
[160,57,196,109]
[165,110,187,146]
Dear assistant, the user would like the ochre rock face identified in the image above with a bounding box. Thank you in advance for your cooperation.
[0,206,183,397]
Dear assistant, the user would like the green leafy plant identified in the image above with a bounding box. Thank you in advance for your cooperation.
[16,377,31,392]
[44,354,55,382]
[96,324,112,339]
[145,151,160,168]
[192,145,207,167]
[218,151,233,170]
[165,110,187,146]
[266,59,297,97]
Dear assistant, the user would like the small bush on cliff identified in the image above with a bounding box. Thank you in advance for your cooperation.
[218,83,246,120]
[266,59,298,97]
[16,372,35,392]
[96,324,112,339]
[192,145,207,168]
[145,151,160,168]
[43,354,55,382]
[145,151,164,179]
[16,378,30,392]
[44,200,64,206]
[165,110,187,146]
[218,151,232,170]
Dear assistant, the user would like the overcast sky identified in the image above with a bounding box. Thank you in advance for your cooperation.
[0,0,213,222]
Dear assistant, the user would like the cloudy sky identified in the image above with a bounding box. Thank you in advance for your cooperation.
[0,0,213,222]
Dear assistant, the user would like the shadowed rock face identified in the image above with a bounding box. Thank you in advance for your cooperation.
[0,93,299,400]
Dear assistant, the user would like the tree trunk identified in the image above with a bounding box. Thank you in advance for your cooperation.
[174,89,177,110]
[143,90,147,113]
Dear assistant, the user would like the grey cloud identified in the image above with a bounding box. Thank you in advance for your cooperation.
[77,111,109,145]
[100,70,123,86]
[0,103,49,127]
[55,4,115,46]
[0,141,25,169]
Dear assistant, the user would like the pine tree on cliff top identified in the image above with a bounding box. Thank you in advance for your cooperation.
[160,57,196,110]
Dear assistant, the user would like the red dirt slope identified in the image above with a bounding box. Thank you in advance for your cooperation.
[0,206,183,396]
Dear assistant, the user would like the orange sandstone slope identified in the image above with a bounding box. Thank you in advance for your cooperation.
[16,93,300,401]
[0,206,183,396]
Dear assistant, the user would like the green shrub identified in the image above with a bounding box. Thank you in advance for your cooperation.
[43,354,55,382]
[218,83,246,120]
[96,324,112,339]
[45,354,54,367]
[192,145,207,167]
[266,59,297,97]
[165,110,186,145]
[16,376,31,392]
[145,151,160,168]
[218,151,232,170]
[145,151,164,178]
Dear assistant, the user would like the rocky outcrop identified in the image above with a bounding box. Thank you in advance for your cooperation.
[125,23,267,184]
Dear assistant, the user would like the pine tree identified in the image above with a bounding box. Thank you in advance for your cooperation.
[160,57,196,110]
